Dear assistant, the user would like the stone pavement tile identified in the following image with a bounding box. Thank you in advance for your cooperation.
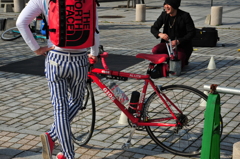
[95,151,109,158]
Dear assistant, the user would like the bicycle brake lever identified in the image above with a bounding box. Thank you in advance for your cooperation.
[99,45,104,54]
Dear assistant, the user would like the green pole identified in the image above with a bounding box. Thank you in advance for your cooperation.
[201,92,221,159]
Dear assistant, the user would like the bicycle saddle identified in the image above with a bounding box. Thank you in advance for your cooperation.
[136,53,168,64]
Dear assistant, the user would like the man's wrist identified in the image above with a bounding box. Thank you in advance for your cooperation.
[177,40,180,45]
[158,33,162,37]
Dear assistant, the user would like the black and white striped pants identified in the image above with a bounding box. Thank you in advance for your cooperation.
[45,50,88,159]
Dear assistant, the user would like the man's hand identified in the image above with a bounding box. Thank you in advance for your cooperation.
[158,33,169,41]
[34,46,55,56]
[171,40,180,48]
[88,54,98,64]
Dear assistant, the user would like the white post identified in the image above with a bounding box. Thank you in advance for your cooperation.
[14,0,25,12]
[210,6,223,26]
[233,142,240,159]
[136,4,146,22]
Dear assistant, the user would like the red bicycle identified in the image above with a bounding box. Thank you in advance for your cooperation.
[71,45,223,157]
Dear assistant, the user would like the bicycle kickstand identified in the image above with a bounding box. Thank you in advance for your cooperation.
[121,125,136,150]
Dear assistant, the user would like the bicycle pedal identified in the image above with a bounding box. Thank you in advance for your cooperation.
[122,142,131,150]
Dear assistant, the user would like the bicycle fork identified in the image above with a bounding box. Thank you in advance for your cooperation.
[121,125,136,150]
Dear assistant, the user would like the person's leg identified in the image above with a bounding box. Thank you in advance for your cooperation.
[185,50,193,65]
[45,52,74,159]
[174,48,186,68]
[67,54,88,122]
[152,43,168,54]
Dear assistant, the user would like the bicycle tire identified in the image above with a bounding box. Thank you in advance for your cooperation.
[71,82,95,146]
[1,27,22,41]
[143,85,223,157]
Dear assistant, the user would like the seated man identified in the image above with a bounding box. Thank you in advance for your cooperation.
[151,0,195,67]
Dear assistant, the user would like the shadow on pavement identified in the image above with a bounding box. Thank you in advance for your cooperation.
[0,147,42,158]
[0,54,144,76]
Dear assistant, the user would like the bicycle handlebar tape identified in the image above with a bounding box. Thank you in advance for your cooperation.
[128,91,140,114]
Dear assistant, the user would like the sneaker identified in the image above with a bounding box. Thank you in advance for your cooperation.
[40,132,55,159]
[56,152,66,159]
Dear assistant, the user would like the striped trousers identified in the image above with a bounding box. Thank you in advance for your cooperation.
[45,50,88,159]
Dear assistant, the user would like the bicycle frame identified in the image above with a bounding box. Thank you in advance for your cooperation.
[3,25,46,40]
[88,53,183,128]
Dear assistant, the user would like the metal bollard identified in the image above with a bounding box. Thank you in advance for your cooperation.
[204,85,240,95]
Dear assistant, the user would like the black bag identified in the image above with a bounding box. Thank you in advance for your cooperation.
[150,63,168,79]
[192,27,219,47]
[0,18,6,31]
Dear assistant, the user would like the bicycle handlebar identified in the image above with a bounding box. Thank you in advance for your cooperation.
[99,52,109,70]
[89,45,109,70]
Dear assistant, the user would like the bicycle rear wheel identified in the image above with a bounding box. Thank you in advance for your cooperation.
[1,27,22,41]
[143,85,223,157]
[71,82,95,146]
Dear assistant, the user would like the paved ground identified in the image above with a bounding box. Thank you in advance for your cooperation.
[0,0,240,158]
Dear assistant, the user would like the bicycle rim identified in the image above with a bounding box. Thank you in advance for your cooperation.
[71,83,95,146]
[144,85,222,156]
[1,27,22,41]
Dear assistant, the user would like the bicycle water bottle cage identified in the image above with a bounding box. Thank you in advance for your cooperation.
[136,54,168,64]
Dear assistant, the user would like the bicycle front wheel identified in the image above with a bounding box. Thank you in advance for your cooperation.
[1,27,22,41]
[71,82,95,146]
[143,85,223,157]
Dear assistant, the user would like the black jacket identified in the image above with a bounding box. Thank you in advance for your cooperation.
[151,9,195,54]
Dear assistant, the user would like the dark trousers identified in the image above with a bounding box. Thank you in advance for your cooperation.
[152,43,187,68]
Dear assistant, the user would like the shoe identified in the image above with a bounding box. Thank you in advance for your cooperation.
[40,132,55,159]
[56,152,66,159]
